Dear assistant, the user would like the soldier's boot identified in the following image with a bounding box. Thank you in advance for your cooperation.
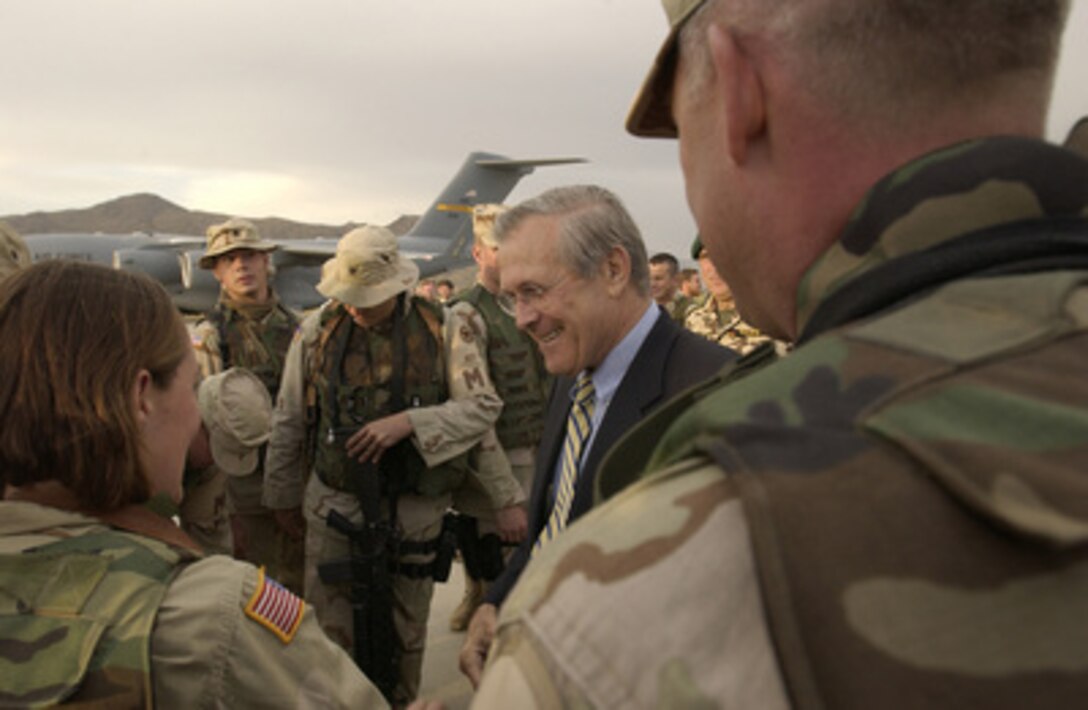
[449,576,488,632]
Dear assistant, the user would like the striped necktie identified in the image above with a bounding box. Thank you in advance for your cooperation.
[534,372,596,554]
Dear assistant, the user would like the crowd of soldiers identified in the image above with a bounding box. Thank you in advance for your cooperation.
[3,0,1088,707]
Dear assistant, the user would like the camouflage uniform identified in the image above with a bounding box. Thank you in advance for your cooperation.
[265,295,514,704]
[453,283,549,517]
[472,139,1088,708]
[191,294,303,590]
[684,295,771,355]
[662,292,692,325]
[0,501,387,708]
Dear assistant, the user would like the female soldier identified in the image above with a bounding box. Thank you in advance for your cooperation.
[0,261,386,708]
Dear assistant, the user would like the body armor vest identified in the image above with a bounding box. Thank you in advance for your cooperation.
[311,297,466,496]
[211,302,298,401]
[0,529,186,708]
[459,284,549,450]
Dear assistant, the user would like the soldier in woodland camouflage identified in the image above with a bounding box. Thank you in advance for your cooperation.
[0,262,386,708]
[264,226,518,705]
[471,1,1088,708]
[684,235,771,354]
[190,217,303,588]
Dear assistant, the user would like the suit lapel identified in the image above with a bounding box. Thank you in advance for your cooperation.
[570,310,679,519]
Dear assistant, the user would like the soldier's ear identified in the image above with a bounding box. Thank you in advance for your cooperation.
[708,23,766,166]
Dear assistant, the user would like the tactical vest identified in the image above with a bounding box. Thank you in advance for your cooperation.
[699,270,1088,709]
[0,529,187,708]
[211,301,298,401]
[458,284,549,450]
[310,297,467,497]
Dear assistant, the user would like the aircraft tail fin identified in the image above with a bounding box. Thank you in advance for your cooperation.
[400,152,585,274]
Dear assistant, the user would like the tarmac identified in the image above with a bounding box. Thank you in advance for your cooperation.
[419,560,475,709]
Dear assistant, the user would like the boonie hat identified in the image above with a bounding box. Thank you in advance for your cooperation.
[197,368,273,476]
[627,0,711,138]
[0,221,30,283]
[472,204,507,249]
[316,225,420,309]
[199,217,278,269]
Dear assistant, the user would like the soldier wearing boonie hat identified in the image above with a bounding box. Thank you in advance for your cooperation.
[264,223,520,704]
[198,217,278,269]
[190,216,302,589]
[0,220,31,284]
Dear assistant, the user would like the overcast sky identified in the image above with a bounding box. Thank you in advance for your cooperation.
[3,0,1087,262]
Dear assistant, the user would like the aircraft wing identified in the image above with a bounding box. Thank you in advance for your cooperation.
[26,151,586,313]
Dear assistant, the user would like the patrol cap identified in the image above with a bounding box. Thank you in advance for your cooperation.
[0,221,31,283]
[199,217,278,269]
[316,225,420,309]
[627,0,711,138]
[472,204,508,249]
[197,368,273,476]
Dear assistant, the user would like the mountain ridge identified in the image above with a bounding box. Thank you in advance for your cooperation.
[2,193,418,241]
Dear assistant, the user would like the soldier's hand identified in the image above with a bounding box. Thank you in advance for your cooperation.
[345,412,414,463]
[459,603,498,689]
[274,507,306,540]
[494,505,528,543]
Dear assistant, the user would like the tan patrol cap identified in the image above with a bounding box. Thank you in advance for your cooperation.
[316,225,420,309]
[199,217,278,270]
[0,221,31,283]
[197,368,274,476]
[627,0,711,138]
[472,204,507,249]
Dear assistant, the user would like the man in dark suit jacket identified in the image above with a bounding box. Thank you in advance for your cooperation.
[458,185,734,686]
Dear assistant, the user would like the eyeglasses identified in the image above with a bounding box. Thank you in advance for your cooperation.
[497,272,574,317]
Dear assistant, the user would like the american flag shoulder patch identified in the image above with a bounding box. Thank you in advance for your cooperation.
[244,568,304,644]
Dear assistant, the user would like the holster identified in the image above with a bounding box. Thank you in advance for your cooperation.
[446,511,506,581]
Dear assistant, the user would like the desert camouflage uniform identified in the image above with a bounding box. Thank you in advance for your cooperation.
[452,284,549,520]
[191,294,303,590]
[265,295,516,704]
[473,138,1088,708]
[684,296,770,355]
[0,501,387,709]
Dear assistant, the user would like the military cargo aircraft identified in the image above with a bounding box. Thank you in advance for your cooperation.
[23,152,584,312]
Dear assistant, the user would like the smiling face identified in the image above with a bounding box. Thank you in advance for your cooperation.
[649,262,678,304]
[212,248,271,304]
[498,215,621,377]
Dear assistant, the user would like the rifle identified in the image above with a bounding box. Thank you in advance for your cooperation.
[317,459,399,702]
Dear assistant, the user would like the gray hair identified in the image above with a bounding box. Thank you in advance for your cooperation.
[494,185,650,296]
[680,0,1070,127]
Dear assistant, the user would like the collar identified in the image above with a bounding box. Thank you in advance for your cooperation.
[795,136,1088,335]
[219,291,280,321]
[576,301,658,411]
